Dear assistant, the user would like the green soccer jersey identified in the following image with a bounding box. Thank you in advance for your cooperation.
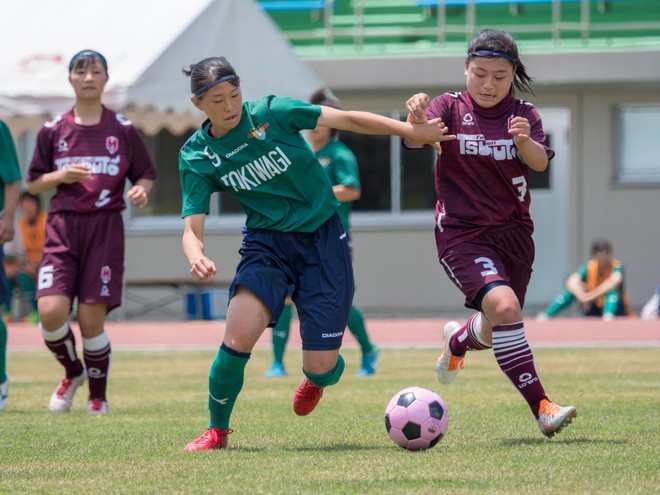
[316,139,360,231]
[0,120,21,210]
[179,95,339,232]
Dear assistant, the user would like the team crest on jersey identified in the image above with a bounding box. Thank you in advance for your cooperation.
[106,136,119,154]
[462,113,475,126]
[247,123,269,140]
[57,139,69,152]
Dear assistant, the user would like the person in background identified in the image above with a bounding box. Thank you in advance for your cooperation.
[0,119,23,413]
[178,55,452,451]
[26,49,157,416]
[405,28,576,438]
[4,192,47,323]
[640,284,659,320]
[538,238,634,321]
[264,88,379,379]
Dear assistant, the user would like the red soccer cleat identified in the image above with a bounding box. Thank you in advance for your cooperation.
[184,427,233,452]
[293,378,324,416]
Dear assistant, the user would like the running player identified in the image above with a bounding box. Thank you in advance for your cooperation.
[179,56,453,451]
[264,88,379,379]
[26,50,157,415]
[0,119,22,412]
[405,29,577,438]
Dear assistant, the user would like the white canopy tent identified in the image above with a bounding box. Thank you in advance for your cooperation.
[0,0,324,134]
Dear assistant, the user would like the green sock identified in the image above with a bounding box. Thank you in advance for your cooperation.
[304,355,345,387]
[271,304,292,366]
[208,345,250,430]
[347,305,374,355]
[603,290,620,316]
[545,290,575,317]
[0,319,7,383]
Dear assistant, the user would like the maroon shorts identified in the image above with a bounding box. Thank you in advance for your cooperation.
[37,211,125,311]
[438,223,534,310]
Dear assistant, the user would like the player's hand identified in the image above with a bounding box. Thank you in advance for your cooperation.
[508,116,531,146]
[410,118,456,152]
[190,256,217,281]
[126,185,149,208]
[0,216,15,244]
[406,93,430,124]
[60,164,93,184]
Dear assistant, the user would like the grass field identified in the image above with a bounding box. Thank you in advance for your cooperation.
[1,347,658,494]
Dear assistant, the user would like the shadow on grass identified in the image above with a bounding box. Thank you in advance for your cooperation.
[499,436,629,446]
[233,443,387,453]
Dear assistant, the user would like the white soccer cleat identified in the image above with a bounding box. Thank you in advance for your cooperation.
[0,376,8,412]
[87,398,109,415]
[49,369,87,413]
[435,321,464,384]
[537,399,577,438]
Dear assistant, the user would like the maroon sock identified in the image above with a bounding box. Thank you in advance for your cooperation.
[491,321,548,417]
[450,313,491,356]
[83,336,112,401]
[43,327,84,379]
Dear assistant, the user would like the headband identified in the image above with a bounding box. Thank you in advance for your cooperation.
[68,50,108,72]
[194,74,239,97]
[468,50,517,64]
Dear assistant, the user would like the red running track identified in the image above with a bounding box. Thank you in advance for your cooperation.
[6,317,659,351]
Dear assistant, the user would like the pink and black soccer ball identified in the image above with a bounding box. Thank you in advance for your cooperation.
[384,386,449,450]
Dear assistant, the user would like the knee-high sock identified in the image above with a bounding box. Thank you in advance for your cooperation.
[41,323,84,379]
[83,332,111,400]
[304,355,345,388]
[491,321,548,417]
[208,343,250,430]
[347,306,374,355]
[544,290,575,317]
[0,319,7,383]
[271,304,292,366]
[449,313,491,356]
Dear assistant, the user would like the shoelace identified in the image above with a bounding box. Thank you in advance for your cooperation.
[56,378,73,396]
[302,383,322,399]
[540,401,561,416]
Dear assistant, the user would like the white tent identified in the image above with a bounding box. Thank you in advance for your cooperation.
[0,0,324,133]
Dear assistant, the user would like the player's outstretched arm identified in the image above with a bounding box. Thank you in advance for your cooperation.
[317,106,455,152]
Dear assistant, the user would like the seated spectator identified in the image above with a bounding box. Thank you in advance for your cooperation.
[3,192,46,322]
[640,284,660,320]
[538,238,635,321]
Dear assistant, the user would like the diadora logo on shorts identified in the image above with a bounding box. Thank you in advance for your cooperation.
[462,113,475,126]
[322,331,344,338]
[247,123,269,140]
[517,372,539,389]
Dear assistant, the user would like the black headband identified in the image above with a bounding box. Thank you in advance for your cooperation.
[194,74,239,97]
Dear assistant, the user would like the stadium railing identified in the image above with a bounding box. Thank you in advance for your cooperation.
[258,0,660,51]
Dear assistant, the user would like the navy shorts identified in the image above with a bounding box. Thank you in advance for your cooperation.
[439,223,534,310]
[230,213,354,351]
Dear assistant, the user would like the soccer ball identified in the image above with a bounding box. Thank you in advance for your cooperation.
[384,386,449,451]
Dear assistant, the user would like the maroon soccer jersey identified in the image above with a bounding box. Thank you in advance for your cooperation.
[426,92,554,254]
[27,107,157,213]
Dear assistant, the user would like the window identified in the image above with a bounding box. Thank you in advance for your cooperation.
[617,105,660,183]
